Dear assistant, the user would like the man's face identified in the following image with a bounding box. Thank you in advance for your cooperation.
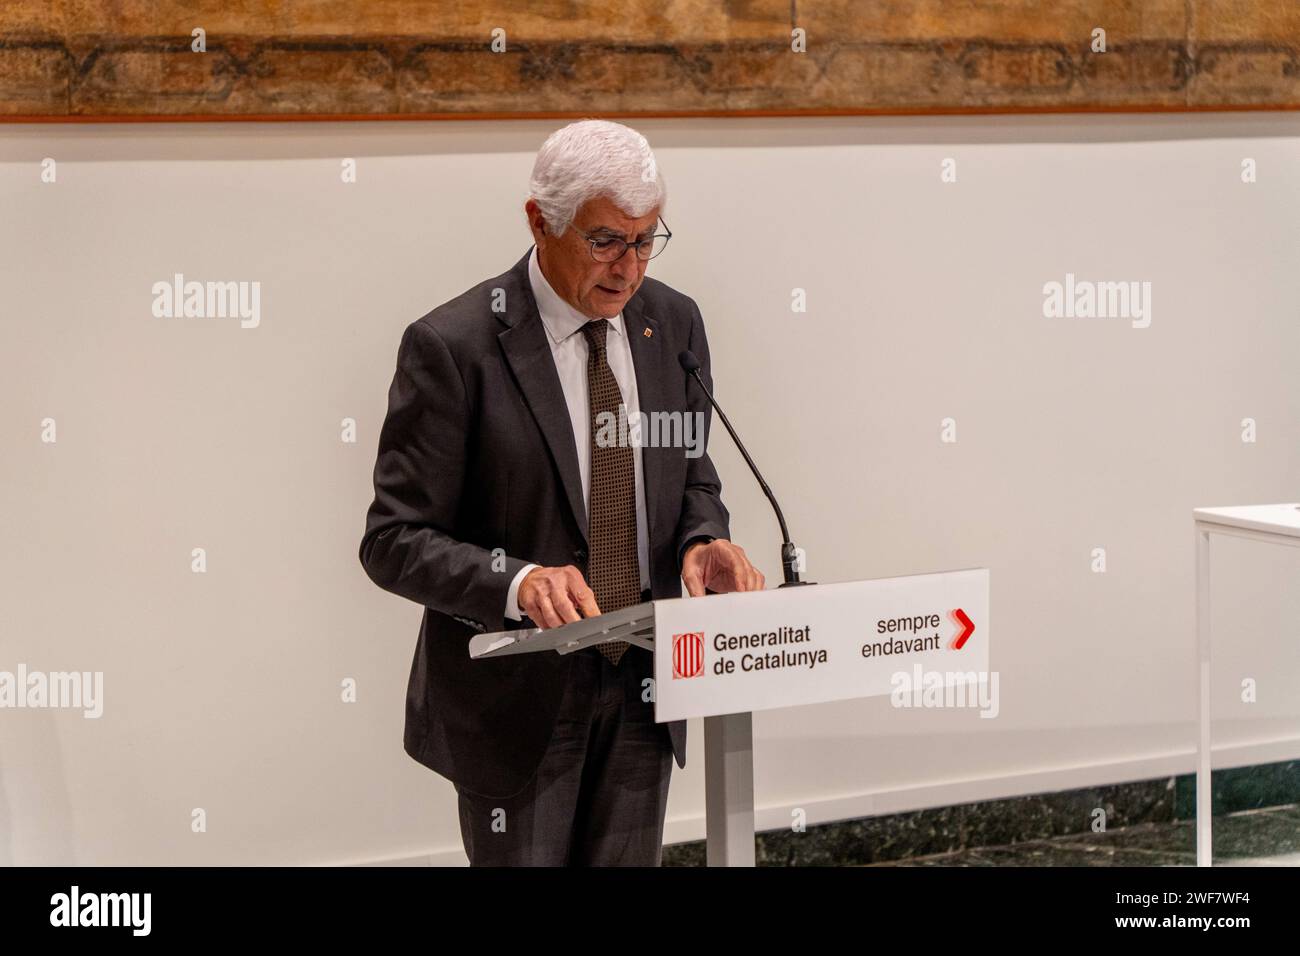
[529,195,660,320]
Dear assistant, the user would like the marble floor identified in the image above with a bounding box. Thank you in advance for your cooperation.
[870,803,1300,866]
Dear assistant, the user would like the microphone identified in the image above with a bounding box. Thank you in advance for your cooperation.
[678,350,809,587]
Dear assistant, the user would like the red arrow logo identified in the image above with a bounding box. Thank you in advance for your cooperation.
[951,608,975,649]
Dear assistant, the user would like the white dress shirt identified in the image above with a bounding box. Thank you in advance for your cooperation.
[504,245,651,621]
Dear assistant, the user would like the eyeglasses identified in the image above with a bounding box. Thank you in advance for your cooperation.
[573,218,672,262]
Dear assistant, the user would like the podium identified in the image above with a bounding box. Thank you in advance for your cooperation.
[1192,503,1300,867]
[471,568,991,866]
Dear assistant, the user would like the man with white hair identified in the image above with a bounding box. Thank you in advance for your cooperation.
[360,119,763,865]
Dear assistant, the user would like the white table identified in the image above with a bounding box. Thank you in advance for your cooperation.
[1193,503,1300,866]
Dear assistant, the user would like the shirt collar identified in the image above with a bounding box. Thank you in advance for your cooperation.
[528,245,624,345]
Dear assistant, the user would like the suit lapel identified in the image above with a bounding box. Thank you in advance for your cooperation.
[497,248,589,543]
[624,294,666,550]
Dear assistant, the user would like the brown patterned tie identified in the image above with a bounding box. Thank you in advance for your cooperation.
[582,319,641,666]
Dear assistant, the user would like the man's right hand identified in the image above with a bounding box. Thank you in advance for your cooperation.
[517,565,601,629]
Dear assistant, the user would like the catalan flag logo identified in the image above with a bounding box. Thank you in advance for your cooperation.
[672,631,704,678]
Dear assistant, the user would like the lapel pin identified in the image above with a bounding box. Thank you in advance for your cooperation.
[644,328,653,338]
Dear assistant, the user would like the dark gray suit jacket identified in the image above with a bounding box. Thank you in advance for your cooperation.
[359,246,731,799]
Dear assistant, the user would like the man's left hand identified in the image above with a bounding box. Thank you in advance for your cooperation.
[681,539,765,597]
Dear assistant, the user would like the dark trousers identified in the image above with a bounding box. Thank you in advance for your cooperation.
[455,644,674,866]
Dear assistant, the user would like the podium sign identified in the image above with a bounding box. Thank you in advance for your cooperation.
[653,568,989,722]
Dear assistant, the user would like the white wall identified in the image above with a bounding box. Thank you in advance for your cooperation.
[2,113,1298,866]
